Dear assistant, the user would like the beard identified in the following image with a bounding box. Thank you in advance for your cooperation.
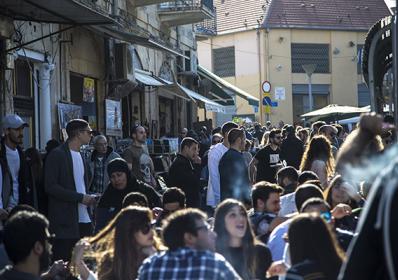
[39,248,52,273]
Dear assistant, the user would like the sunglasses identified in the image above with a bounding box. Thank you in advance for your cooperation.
[140,221,156,234]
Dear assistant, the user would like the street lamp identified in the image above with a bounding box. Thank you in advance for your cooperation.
[302,64,317,112]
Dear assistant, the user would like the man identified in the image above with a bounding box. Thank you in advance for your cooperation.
[219,128,250,204]
[252,124,264,143]
[87,135,120,194]
[206,121,239,208]
[123,125,157,188]
[248,181,284,242]
[319,124,339,155]
[310,121,326,138]
[279,125,304,169]
[156,187,186,226]
[138,208,241,279]
[267,183,324,261]
[178,128,188,146]
[250,129,282,184]
[0,211,52,279]
[167,137,201,208]
[277,167,299,216]
[1,114,33,209]
[45,119,97,261]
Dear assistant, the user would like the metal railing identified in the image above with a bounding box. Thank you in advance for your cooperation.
[195,16,217,36]
[159,0,214,13]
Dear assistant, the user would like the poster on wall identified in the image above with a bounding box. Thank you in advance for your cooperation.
[58,103,82,141]
[105,99,122,137]
[83,77,95,103]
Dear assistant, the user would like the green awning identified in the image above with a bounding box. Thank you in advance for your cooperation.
[198,65,259,107]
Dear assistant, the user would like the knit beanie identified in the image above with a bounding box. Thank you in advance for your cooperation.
[107,158,130,177]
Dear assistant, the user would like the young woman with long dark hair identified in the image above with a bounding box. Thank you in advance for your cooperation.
[71,206,162,280]
[286,213,344,280]
[300,135,335,189]
[214,199,272,279]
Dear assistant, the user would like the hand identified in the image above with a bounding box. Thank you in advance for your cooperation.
[82,195,96,206]
[72,239,90,266]
[0,209,8,220]
[331,203,352,219]
[359,113,387,136]
[44,260,68,279]
[267,261,287,277]
[193,156,201,165]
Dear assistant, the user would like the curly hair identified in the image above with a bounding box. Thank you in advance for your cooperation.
[300,135,335,179]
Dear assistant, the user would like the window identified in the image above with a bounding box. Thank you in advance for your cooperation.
[292,84,330,121]
[291,44,330,73]
[213,47,235,77]
[358,83,370,107]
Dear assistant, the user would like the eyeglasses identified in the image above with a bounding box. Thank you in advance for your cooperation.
[196,223,212,232]
[140,221,156,234]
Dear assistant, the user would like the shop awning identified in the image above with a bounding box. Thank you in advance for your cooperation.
[95,25,189,58]
[135,70,164,86]
[198,65,259,107]
[134,70,193,101]
[0,0,116,25]
[178,85,226,113]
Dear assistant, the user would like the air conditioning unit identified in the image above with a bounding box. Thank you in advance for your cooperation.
[115,43,136,82]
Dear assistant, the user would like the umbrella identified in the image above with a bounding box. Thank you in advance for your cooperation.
[301,104,370,122]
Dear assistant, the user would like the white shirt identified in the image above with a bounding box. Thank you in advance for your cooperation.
[70,150,91,223]
[6,145,20,207]
[267,219,292,261]
[279,193,297,217]
[206,143,229,207]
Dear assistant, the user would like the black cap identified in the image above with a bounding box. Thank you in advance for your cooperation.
[107,158,130,177]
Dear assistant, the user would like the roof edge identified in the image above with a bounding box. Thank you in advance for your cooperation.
[265,24,371,32]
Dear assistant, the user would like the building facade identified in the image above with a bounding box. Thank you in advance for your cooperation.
[0,0,221,149]
[197,0,389,125]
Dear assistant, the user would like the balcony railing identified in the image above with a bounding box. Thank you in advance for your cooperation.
[159,0,214,14]
[195,17,216,37]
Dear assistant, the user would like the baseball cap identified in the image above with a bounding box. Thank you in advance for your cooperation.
[2,114,29,129]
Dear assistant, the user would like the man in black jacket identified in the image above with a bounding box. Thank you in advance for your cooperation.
[1,114,34,210]
[279,125,304,169]
[167,137,201,208]
[45,119,97,261]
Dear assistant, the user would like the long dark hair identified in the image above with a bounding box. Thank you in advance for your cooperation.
[300,135,334,177]
[288,213,344,280]
[214,199,257,278]
[89,206,159,280]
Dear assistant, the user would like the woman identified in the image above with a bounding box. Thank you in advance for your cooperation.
[300,135,335,189]
[324,175,364,231]
[71,206,161,280]
[95,158,161,232]
[285,213,344,280]
[214,199,272,279]
[260,131,270,147]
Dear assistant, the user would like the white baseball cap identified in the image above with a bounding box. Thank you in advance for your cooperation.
[2,114,29,129]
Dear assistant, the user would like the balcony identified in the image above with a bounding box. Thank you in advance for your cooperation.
[158,0,215,26]
[128,0,171,7]
[195,17,216,40]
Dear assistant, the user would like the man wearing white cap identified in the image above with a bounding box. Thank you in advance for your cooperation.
[1,114,33,210]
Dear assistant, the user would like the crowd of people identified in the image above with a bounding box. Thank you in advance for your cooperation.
[0,112,397,280]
